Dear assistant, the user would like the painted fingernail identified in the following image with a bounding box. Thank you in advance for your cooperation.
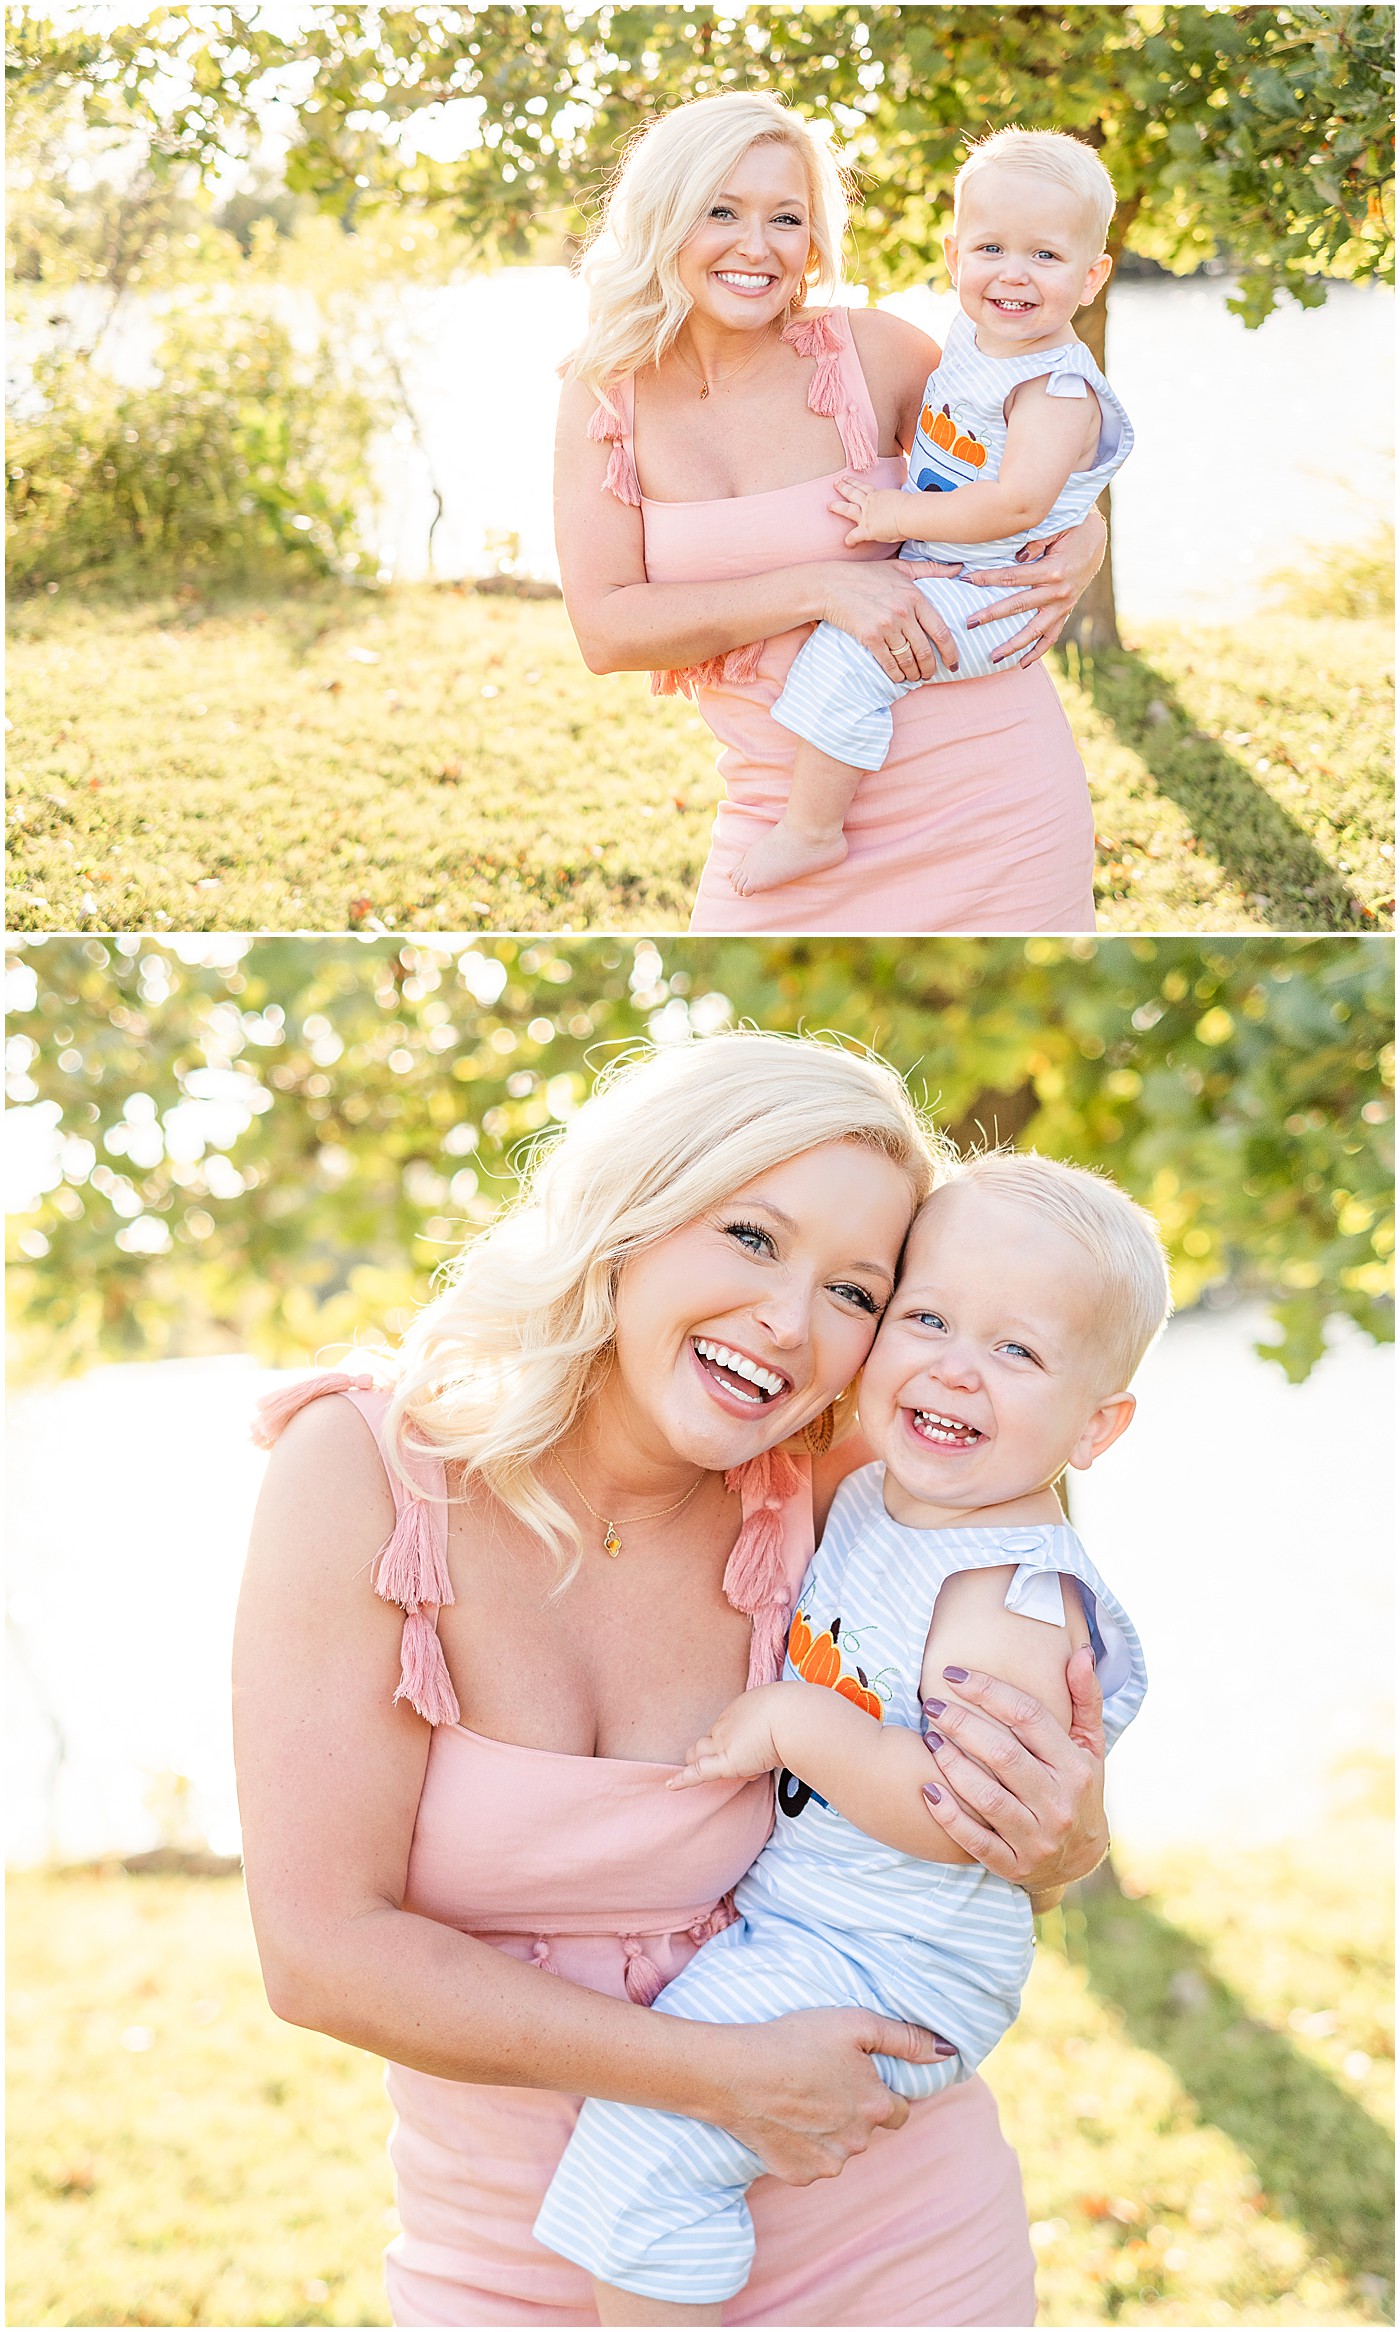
[923,1730,945,1751]
[922,1784,943,1805]
[932,2038,958,2056]
[942,1666,969,1684]
[922,1698,947,1718]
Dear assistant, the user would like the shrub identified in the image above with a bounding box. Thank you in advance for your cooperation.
[1267,524,1396,621]
[6,299,382,590]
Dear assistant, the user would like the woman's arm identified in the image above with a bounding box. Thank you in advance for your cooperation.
[235,1399,943,2179]
[553,373,958,684]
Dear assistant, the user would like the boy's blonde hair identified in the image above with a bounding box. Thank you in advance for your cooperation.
[571,93,855,413]
[954,128,1117,255]
[936,1149,1172,1391]
[390,1030,948,1581]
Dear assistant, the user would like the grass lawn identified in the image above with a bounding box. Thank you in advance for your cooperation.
[6,582,1392,935]
[8,1801,1392,2328]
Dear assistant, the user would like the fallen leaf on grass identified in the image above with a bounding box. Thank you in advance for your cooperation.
[436,761,463,782]
[320,678,344,694]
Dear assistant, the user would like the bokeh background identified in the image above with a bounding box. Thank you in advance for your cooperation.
[6,5,1394,932]
[6,931,1395,2326]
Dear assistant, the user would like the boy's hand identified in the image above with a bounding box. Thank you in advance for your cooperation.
[830,474,906,546]
[668,1686,787,1789]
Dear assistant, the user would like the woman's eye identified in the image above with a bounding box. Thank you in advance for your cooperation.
[725,1219,775,1256]
[832,1282,880,1315]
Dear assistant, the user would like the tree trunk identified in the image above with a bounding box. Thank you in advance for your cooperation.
[1058,273,1121,656]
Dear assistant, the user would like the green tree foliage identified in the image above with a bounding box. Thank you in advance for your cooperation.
[17,4,1390,638]
[7,303,380,589]
[7,937,1392,1382]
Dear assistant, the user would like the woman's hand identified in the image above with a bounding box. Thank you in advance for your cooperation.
[707,2007,956,2184]
[668,1686,785,1789]
[961,508,1107,669]
[918,1646,1109,1890]
[816,558,961,683]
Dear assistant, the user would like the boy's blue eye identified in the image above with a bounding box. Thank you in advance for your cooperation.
[1002,1341,1037,1362]
[914,1310,947,1331]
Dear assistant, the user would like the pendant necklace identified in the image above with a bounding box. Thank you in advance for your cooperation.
[558,1457,707,1557]
[675,321,779,402]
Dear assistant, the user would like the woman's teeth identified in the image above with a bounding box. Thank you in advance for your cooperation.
[714,271,774,291]
[911,1407,984,1447]
[694,1338,787,1402]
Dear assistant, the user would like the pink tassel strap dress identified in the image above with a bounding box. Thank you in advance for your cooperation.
[254,1373,1037,2328]
[595,307,1094,934]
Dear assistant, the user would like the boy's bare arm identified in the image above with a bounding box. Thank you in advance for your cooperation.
[834,378,1101,547]
[672,1567,1089,1870]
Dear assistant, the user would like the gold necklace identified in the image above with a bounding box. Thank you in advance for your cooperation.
[674,321,779,401]
[558,1457,707,1557]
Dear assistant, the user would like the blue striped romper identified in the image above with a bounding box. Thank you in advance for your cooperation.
[770,310,1134,771]
[532,1462,1148,2304]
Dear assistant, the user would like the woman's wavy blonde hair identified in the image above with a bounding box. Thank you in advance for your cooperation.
[388,1030,946,1583]
[570,92,857,413]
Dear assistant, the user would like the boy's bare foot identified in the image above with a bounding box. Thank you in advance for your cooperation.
[730,820,848,896]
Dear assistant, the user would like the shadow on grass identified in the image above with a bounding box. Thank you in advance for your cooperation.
[1067,645,1371,931]
[1064,1874,1394,2304]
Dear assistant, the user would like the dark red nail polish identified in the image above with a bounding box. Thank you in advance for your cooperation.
[923,1730,945,1751]
[933,2040,958,2057]
[922,1784,942,1805]
[923,1698,947,1718]
[942,1666,969,1684]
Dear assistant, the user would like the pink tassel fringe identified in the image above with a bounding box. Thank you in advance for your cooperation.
[394,1610,461,1728]
[603,437,641,507]
[782,310,877,471]
[373,1494,454,1611]
[251,1370,373,1448]
[722,1450,802,1687]
[650,637,766,699]
[530,1936,559,1977]
[622,1938,665,2007]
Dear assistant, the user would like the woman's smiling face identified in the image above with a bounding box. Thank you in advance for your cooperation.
[607,1141,915,1471]
[676,137,814,331]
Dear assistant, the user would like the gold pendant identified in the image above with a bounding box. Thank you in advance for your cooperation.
[602,1524,623,1558]
[699,382,709,400]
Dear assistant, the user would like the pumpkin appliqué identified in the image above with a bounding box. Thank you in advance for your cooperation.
[787,1608,886,1722]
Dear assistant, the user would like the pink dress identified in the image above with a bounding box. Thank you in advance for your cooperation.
[253,1373,1037,2329]
[592,308,1094,934]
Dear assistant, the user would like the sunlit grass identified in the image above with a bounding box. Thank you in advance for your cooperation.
[8,1789,1392,2327]
[6,584,1391,934]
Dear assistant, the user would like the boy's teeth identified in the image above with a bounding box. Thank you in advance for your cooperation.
[695,1339,786,1399]
[914,1408,982,1445]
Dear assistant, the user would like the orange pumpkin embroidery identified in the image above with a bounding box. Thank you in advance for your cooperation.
[834,1671,884,1720]
[951,428,988,468]
[787,1609,885,1718]
[930,404,957,450]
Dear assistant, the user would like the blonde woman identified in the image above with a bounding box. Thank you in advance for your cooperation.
[236,1033,1110,2327]
[555,94,1108,935]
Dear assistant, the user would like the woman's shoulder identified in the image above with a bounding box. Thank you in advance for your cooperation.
[256,1384,397,1555]
[847,302,941,376]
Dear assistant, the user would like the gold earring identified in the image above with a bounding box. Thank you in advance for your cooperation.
[802,1402,836,1456]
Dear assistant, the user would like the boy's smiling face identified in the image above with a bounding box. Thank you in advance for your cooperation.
[858,1180,1134,1527]
[945,166,1112,353]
